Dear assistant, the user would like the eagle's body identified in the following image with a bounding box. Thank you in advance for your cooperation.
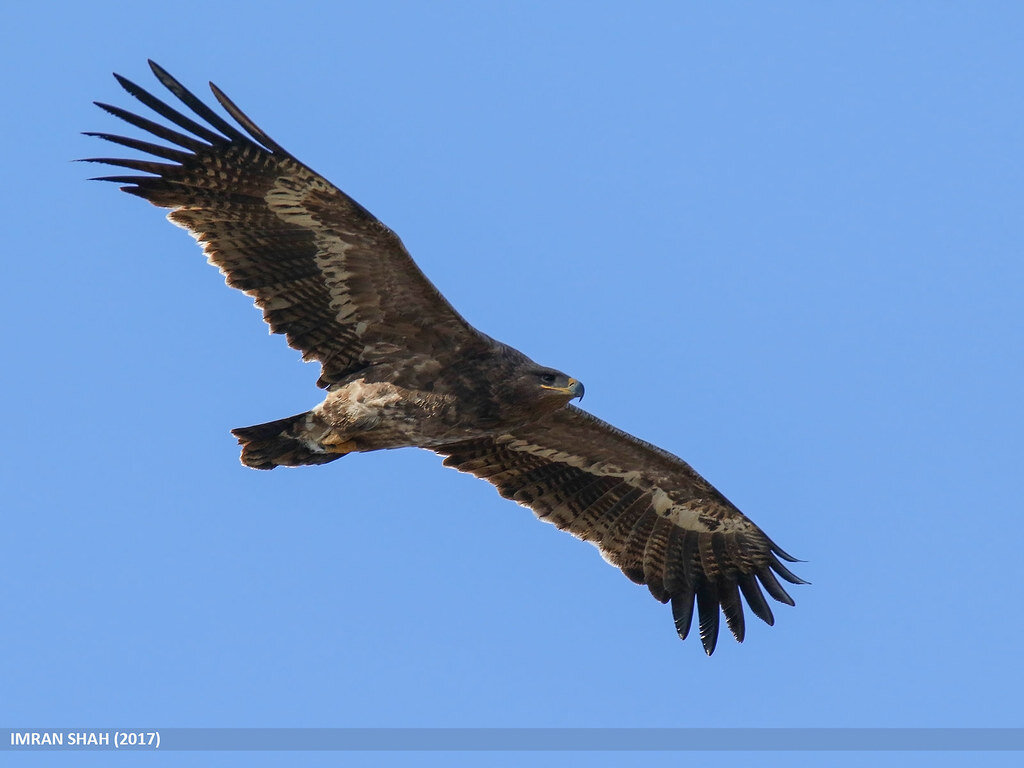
[240,341,577,467]
[87,61,806,654]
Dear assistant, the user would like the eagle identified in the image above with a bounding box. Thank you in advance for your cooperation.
[85,61,806,655]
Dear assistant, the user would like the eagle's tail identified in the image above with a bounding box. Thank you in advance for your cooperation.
[231,412,345,470]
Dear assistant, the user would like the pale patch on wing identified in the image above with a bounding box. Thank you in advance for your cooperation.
[264,174,385,350]
[265,173,329,229]
[496,435,643,482]
[652,489,708,531]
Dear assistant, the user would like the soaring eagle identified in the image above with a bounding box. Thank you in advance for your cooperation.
[86,61,806,655]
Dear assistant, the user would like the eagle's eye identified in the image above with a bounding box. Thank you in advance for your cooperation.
[539,372,558,385]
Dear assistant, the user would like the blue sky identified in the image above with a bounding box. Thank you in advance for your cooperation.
[3,1,1023,764]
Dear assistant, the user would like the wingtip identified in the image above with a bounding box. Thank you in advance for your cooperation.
[148,59,176,90]
[86,175,138,184]
[208,80,226,101]
[700,631,718,656]
[696,586,720,655]
[670,589,695,642]
[738,573,776,627]
[769,540,804,563]
[112,72,141,96]
[770,554,810,586]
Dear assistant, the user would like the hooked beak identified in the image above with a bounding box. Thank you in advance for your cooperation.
[542,377,585,401]
[567,377,585,401]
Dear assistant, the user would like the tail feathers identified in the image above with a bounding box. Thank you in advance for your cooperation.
[231,411,343,470]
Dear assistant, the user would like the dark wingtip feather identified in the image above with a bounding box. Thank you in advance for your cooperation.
[87,174,149,184]
[93,101,209,152]
[208,80,292,157]
[757,567,796,606]
[719,580,746,643]
[113,72,145,98]
[770,554,810,585]
[80,157,177,175]
[147,60,251,145]
[738,573,775,627]
[147,59,177,86]
[671,588,695,641]
[111,69,225,146]
[770,540,805,563]
[695,584,720,655]
[111,71,132,91]
[83,131,191,164]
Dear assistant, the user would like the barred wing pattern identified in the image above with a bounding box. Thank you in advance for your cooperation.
[85,61,482,387]
[437,406,805,654]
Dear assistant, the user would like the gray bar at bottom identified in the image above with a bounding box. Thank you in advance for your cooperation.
[3,728,1023,751]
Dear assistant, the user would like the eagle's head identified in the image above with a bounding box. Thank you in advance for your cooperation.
[507,365,584,415]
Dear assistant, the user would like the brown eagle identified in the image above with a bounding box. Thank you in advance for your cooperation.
[85,61,805,654]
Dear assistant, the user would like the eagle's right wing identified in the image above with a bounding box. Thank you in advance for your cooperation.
[85,61,485,387]
[436,405,806,655]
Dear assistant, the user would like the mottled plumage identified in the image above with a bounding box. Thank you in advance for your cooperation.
[86,61,806,654]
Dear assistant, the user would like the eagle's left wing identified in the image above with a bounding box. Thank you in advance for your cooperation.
[84,62,486,388]
[435,405,806,654]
